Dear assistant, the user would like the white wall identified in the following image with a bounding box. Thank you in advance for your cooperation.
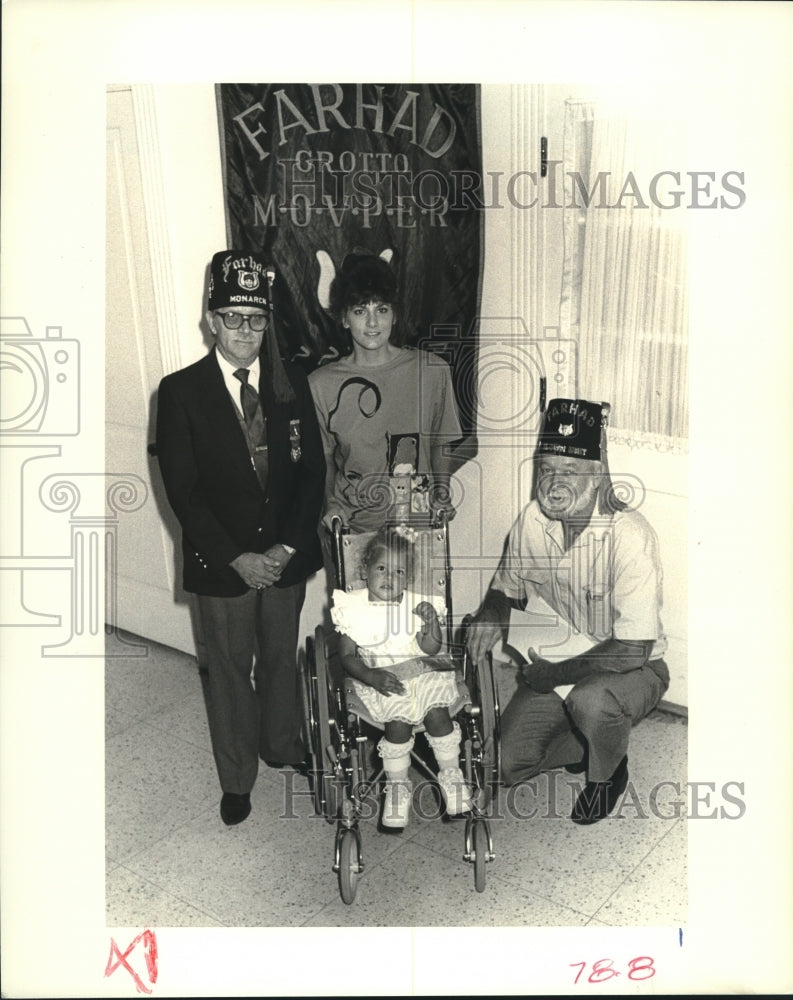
[147,82,687,707]
[152,84,228,368]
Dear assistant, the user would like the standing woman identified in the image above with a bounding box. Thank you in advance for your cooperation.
[308,250,464,537]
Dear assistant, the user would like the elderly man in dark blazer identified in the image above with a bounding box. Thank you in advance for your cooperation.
[156,250,325,826]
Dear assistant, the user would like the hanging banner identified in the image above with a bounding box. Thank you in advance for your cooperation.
[217,83,483,442]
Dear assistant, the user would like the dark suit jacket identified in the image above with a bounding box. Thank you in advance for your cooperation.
[156,346,325,596]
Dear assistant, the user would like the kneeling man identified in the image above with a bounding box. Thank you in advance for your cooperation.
[467,398,669,824]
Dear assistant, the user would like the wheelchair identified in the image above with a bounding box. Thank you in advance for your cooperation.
[299,511,501,904]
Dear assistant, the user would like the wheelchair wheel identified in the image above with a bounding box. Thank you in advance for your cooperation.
[300,635,324,816]
[303,627,345,820]
[478,652,500,792]
[313,625,344,822]
[464,652,500,810]
[338,827,360,904]
[472,818,489,893]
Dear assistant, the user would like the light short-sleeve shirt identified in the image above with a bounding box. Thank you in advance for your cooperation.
[493,500,667,659]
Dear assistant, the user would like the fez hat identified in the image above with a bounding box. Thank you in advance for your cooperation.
[537,398,611,461]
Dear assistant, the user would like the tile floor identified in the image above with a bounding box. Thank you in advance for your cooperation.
[106,633,687,929]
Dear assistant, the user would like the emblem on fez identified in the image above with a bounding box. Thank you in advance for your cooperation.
[559,423,573,436]
[237,271,260,291]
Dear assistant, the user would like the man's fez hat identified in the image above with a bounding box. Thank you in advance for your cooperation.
[537,397,611,462]
[207,251,273,311]
[207,250,295,403]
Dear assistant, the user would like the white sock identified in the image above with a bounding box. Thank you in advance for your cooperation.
[378,735,414,782]
[426,721,462,771]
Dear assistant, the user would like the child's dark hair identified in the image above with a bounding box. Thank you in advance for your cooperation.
[361,526,415,583]
[329,252,398,320]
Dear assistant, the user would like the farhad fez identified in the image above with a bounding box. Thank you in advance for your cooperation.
[207,250,294,404]
[537,398,611,462]
[208,251,273,311]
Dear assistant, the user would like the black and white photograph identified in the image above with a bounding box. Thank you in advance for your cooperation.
[2,2,792,997]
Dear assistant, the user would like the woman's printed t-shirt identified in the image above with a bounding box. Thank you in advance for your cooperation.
[308,348,462,531]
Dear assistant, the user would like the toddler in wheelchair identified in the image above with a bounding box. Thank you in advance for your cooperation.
[331,525,472,829]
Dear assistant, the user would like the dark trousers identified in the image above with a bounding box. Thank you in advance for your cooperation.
[195,581,306,794]
[500,661,669,785]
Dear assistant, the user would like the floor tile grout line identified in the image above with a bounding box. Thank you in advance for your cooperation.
[606,814,686,882]
[123,719,217,757]
[407,811,686,916]
[106,704,212,744]
[586,816,687,923]
[338,830,600,923]
[106,800,220,868]
[106,861,231,927]
[110,832,343,929]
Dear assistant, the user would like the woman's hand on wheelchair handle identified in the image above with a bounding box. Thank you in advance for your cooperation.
[322,506,346,533]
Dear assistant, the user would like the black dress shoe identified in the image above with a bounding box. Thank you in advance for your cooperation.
[571,755,628,825]
[220,792,251,826]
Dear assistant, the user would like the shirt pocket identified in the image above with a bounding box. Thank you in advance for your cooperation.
[585,585,613,640]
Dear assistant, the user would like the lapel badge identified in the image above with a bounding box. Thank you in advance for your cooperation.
[289,419,302,462]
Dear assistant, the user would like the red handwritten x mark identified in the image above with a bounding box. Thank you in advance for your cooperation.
[104,930,159,994]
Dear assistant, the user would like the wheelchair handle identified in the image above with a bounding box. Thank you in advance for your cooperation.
[330,515,346,590]
[430,506,448,529]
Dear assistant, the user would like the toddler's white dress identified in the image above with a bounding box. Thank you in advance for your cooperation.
[331,588,460,725]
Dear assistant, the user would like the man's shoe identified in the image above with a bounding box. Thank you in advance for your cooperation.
[381,780,412,829]
[571,755,628,825]
[220,792,251,826]
[565,747,588,774]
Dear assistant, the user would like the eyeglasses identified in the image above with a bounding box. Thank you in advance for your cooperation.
[215,311,268,332]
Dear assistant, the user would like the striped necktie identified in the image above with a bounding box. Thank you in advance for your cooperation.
[233,368,268,491]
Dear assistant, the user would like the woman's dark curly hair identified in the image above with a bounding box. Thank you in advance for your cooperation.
[329,252,398,320]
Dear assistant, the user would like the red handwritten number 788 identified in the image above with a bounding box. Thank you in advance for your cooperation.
[571,957,656,983]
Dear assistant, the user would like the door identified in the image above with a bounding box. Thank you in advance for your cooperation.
[106,87,197,655]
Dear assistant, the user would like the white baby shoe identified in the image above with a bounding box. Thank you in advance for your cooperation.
[382,780,412,829]
[437,767,473,815]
